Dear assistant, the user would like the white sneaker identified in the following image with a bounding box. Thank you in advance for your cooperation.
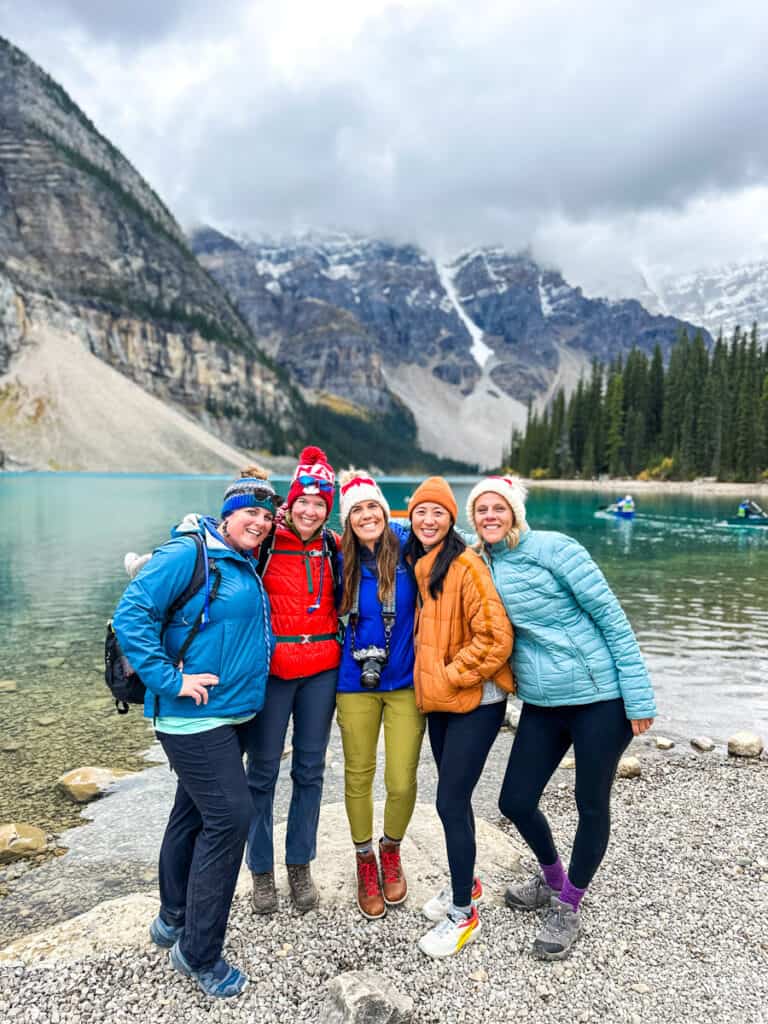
[421,877,483,922]
[418,906,481,958]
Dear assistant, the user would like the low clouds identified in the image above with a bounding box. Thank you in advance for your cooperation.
[2,0,768,285]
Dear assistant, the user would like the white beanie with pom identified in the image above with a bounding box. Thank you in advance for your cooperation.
[466,476,528,534]
[338,469,390,526]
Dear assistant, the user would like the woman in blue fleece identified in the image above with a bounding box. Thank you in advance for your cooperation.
[113,467,277,999]
[465,475,656,963]
[335,470,424,920]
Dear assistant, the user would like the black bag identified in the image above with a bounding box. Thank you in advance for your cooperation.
[104,534,220,714]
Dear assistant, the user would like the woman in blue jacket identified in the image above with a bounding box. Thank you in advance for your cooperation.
[335,471,425,920]
[113,468,277,999]
[465,475,655,962]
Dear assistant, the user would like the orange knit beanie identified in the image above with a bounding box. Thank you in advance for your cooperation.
[407,476,458,521]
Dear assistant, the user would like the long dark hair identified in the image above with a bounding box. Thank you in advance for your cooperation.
[404,527,466,600]
[339,522,400,615]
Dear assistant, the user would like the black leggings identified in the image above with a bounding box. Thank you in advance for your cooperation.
[498,698,632,889]
[428,700,506,907]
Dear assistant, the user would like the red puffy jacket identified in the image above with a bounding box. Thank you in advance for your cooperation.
[261,524,341,680]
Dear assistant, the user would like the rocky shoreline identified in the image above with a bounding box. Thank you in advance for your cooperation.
[1,723,766,1023]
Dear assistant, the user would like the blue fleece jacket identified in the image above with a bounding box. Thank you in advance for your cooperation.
[113,518,272,720]
[337,522,417,693]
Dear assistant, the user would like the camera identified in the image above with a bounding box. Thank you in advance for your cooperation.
[352,645,388,689]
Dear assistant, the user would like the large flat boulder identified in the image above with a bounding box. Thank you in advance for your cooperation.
[237,800,524,908]
[0,895,159,963]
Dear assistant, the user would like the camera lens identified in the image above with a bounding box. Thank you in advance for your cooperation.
[360,659,383,689]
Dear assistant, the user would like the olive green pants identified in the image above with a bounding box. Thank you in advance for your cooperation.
[335,688,426,845]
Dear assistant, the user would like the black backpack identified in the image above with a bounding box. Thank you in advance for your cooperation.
[104,534,221,714]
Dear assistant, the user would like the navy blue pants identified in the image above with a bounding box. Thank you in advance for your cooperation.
[498,698,633,889]
[428,700,506,907]
[245,669,337,873]
[157,719,259,971]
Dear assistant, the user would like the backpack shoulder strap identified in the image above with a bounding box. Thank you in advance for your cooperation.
[323,529,342,596]
[256,529,276,578]
[164,534,207,625]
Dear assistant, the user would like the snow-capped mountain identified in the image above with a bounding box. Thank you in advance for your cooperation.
[191,228,709,467]
[650,261,768,340]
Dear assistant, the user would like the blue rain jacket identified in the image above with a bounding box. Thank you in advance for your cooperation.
[113,517,273,720]
[337,522,417,693]
[482,529,656,719]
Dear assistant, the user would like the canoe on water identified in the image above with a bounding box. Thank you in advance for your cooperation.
[725,516,768,527]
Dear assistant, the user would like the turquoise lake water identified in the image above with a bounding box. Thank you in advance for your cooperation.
[0,473,767,832]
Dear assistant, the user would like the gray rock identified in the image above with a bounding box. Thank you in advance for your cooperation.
[727,731,764,758]
[654,736,675,750]
[691,736,716,752]
[323,970,413,1023]
[617,756,642,779]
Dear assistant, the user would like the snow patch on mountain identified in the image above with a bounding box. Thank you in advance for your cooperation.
[436,261,494,368]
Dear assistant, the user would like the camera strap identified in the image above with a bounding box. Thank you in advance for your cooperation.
[349,572,396,659]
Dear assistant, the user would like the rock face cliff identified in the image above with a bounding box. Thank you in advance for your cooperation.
[0,36,301,470]
[192,230,710,467]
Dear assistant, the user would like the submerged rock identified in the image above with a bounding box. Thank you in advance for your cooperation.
[323,969,414,1024]
[0,894,159,962]
[691,736,715,752]
[0,680,17,693]
[617,756,642,779]
[57,767,136,803]
[0,823,47,863]
[727,732,764,758]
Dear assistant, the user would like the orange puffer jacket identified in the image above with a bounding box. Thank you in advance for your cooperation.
[262,524,341,680]
[413,543,514,714]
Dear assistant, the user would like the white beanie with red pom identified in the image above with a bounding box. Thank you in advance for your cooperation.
[338,469,390,526]
[466,475,528,535]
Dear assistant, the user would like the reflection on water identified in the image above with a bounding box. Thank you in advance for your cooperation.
[1,475,767,834]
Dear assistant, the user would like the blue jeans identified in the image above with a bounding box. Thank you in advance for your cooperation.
[428,701,507,907]
[157,719,259,971]
[245,669,337,872]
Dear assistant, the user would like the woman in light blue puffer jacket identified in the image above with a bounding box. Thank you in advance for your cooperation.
[465,475,655,963]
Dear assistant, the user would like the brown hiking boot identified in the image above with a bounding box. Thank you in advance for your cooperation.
[379,839,407,905]
[356,850,386,919]
[251,869,278,915]
[286,863,319,913]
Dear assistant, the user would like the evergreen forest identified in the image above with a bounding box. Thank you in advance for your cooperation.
[505,325,768,482]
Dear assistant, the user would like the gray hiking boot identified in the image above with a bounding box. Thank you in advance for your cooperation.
[504,872,554,911]
[533,896,580,960]
[286,863,319,913]
[251,870,278,915]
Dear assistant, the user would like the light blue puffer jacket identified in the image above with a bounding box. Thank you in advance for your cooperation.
[113,518,273,720]
[482,529,656,719]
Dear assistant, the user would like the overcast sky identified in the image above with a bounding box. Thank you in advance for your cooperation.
[2,0,768,294]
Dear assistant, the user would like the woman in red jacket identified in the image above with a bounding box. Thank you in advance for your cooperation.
[245,447,341,915]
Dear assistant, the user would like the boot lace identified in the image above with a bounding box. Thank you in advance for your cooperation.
[380,848,402,885]
[358,859,381,897]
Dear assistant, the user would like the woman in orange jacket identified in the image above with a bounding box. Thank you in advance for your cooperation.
[404,477,514,959]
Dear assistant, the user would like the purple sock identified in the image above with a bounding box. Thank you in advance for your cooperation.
[559,876,587,912]
[539,857,565,892]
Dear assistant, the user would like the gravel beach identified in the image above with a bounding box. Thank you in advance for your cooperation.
[1,748,766,1024]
